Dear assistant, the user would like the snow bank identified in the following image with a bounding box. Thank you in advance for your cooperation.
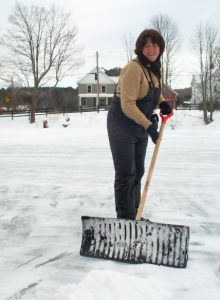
[1,109,219,132]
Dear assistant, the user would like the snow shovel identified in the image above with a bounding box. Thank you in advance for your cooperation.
[80,112,190,268]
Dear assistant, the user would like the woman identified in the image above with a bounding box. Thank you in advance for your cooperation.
[107,29,172,220]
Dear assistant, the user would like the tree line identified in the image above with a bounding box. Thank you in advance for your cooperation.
[0,3,219,124]
[0,87,79,111]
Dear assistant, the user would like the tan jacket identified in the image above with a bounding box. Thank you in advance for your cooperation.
[116,59,164,129]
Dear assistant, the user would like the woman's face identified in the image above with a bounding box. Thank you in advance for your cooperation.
[142,38,160,62]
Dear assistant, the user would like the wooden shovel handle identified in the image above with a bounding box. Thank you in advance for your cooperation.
[136,112,173,221]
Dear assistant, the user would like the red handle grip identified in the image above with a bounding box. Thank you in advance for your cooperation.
[160,111,173,123]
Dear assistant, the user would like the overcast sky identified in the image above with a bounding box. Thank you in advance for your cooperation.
[0,0,219,88]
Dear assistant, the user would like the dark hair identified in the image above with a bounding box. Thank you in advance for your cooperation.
[134,29,165,56]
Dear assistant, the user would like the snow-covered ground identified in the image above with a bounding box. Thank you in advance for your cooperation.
[0,110,220,300]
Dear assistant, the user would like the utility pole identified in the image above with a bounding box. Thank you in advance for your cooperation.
[209,55,214,122]
[96,51,100,108]
[11,77,16,111]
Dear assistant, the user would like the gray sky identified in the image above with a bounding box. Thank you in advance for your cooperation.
[0,0,219,88]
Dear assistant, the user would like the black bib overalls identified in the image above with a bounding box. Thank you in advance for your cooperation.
[107,63,161,219]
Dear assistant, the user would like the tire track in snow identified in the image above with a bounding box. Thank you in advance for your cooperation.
[7,280,42,300]
[34,252,72,268]
[16,254,43,269]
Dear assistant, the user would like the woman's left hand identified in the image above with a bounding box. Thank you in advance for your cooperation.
[159,101,172,115]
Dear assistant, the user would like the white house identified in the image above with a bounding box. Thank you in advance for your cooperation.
[77,68,118,107]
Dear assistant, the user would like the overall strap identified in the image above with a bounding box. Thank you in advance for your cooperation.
[134,61,155,88]
[114,82,119,95]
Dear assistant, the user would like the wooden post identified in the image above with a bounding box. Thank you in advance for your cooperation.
[11,77,17,112]
[96,51,100,109]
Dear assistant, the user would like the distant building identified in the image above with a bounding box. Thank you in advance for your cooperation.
[174,87,192,106]
[77,67,117,108]
[162,86,178,109]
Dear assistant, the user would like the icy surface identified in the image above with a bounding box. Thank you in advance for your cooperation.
[0,110,220,299]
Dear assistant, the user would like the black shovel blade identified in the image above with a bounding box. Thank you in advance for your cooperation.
[80,216,190,268]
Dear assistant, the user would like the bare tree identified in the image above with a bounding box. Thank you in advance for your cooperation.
[191,23,218,124]
[206,26,218,121]
[216,47,220,67]
[122,32,135,63]
[150,14,180,88]
[0,2,82,123]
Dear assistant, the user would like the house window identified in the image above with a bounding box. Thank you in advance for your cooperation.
[86,98,93,107]
[81,97,96,107]
[101,85,106,93]
[87,85,92,93]
[100,97,106,106]
[81,98,86,106]
[107,97,113,105]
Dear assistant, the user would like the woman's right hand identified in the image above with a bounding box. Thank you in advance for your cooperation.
[148,124,159,144]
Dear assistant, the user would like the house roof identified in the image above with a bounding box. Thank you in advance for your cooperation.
[174,87,192,98]
[77,67,116,85]
[162,86,178,96]
[109,76,119,83]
